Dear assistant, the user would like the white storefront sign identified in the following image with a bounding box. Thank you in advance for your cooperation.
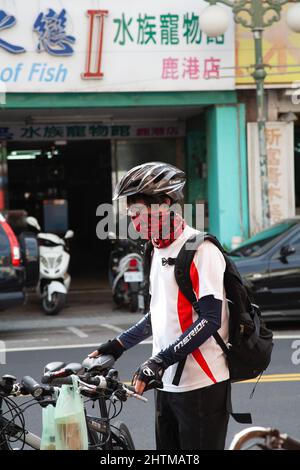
[0,0,235,92]
[247,122,295,234]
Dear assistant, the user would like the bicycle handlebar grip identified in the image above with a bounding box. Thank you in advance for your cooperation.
[21,376,44,398]
[50,376,73,386]
[41,368,73,384]
[282,435,300,450]
[125,384,136,393]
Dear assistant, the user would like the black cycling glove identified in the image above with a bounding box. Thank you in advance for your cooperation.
[97,338,126,360]
[132,355,166,391]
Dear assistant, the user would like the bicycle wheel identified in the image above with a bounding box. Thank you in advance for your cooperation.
[0,414,19,450]
[111,422,135,450]
[0,431,10,450]
[88,430,102,450]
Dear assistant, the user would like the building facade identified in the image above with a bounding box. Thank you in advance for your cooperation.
[0,0,250,275]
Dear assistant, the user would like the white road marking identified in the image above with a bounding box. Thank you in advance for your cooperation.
[100,323,124,334]
[18,338,49,343]
[273,334,300,339]
[0,340,152,353]
[1,334,298,354]
[66,327,89,338]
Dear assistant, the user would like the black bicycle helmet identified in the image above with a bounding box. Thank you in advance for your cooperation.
[113,162,186,202]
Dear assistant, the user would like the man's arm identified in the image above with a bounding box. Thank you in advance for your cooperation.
[117,311,152,350]
[133,295,222,393]
[88,311,152,359]
[156,295,221,367]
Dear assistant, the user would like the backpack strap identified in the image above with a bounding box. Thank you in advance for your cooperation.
[174,232,205,306]
[172,233,205,386]
[174,232,228,306]
[142,241,154,312]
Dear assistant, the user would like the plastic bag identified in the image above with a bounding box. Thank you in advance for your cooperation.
[40,404,56,450]
[54,375,88,450]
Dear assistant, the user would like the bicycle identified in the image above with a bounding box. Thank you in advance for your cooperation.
[229,426,300,450]
[0,354,147,450]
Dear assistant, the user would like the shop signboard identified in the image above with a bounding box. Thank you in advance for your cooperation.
[0,0,235,92]
[1,122,186,141]
[247,122,295,233]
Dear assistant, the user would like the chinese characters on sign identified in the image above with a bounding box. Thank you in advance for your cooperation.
[248,122,295,233]
[266,128,284,224]
[162,57,221,80]
[1,123,186,141]
[113,12,224,46]
[0,8,75,56]
[0,10,25,54]
[34,9,75,56]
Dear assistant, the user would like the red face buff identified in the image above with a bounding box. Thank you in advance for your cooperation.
[130,209,186,248]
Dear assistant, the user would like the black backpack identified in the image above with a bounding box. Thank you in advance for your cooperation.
[143,232,274,385]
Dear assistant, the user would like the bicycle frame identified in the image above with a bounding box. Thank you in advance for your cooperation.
[0,391,128,450]
[85,388,130,450]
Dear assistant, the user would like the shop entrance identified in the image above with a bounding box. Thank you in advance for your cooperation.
[7,140,112,285]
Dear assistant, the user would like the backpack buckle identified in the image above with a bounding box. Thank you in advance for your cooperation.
[161,257,176,266]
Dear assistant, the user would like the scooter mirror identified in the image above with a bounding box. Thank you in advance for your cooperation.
[108,231,117,240]
[65,230,74,240]
[26,216,41,232]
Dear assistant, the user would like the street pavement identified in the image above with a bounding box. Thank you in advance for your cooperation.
[1,291,300,450]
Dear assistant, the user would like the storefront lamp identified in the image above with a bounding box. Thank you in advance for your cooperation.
[286,3,300,32]
[199,5,230,37]
[200,0,300,230]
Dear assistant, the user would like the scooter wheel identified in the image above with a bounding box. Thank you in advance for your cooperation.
[129,293,138,313]
[42,292,66,316]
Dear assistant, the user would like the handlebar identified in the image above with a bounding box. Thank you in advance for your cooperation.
[46,373,148,402]
[229,426,300,450]
[1,373,148,403]
[41,368,74,384]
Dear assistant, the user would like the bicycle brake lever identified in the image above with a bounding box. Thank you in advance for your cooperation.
[123,386,148,402]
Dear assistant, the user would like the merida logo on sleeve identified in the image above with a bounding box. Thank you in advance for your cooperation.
[174,319,208,352]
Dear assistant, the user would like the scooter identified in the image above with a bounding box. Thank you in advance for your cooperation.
[108,232,144,312]
[26,216,74,315]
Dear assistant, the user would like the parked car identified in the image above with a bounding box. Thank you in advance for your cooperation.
[0,212,39,310]
[229,218,300,320]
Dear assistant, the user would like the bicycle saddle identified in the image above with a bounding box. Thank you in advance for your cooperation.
[82,355,115,373]
[44,361,66,374]
[64,363,84,375]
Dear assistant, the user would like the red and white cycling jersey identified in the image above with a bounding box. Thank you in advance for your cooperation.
[150,224,229,392]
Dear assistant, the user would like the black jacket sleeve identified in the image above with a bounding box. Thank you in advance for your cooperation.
[157,295,222,368]
[118,311,152,350]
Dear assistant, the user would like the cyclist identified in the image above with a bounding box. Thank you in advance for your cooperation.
[88,162,231,450]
